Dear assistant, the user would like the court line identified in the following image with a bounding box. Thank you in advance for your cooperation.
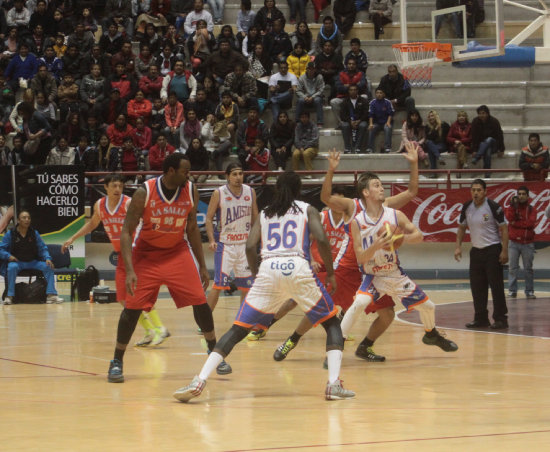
[0,357,99,376]
[221,429,550,451]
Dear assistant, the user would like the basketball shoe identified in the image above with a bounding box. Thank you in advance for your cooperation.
[3,296,13,305]
[273,337,297,361]
[246,329,266,341]
[108,359,124,383]
[422,328,458,352]
[325,379,355,400]
[150,327,171,346]
[135,330,155,347]
[355,344,386,362]
[173,375,206,402]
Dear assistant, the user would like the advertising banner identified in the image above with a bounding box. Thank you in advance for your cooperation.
[392,182,550,242]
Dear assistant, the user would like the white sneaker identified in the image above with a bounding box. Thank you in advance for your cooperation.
[325,379,355,400]
[135,330,155,347]
[277,167,283,172]
[3,296,13,305]
[173,375,206,402]
[150,327,171,346]
[46,294,64,304]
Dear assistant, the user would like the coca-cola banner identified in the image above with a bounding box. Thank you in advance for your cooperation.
[392,183,550,242]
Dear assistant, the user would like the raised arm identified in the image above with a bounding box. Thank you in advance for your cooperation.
[321,149,357,221]
[62,200,102,253]
[186,184,209,290]
[396,210,423,244]
[205,188,220,251]
[385,141,418,209]
[121,188,146,295]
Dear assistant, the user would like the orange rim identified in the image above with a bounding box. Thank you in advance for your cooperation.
[392,42,452,62]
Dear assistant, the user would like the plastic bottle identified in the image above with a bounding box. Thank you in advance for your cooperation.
[89,291,94,303]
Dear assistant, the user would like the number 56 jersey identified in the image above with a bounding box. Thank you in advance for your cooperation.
[260,200,311,261]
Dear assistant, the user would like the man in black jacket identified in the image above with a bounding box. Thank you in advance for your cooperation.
[466,104,505,175]
[377,64,415,112]
[333,0,356,35]
[340,84,369,154]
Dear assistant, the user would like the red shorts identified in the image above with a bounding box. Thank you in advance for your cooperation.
[125,245,207,311]
[115,253,127,302]
[318,265,395,313]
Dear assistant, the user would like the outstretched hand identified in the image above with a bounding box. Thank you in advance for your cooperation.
[402,141,418,164]
[327,149,341,171]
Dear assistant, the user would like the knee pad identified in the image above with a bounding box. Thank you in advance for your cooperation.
[354,293,372,310]
[193,303,214,333]
[321,315,344,350]
[216,324,250,356]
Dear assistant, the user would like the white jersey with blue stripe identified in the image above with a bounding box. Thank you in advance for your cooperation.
[354,206,401,276]
[217,184,254,244]
[260,200,310,261]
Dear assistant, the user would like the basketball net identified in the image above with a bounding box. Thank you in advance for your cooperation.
[392,43,452,88]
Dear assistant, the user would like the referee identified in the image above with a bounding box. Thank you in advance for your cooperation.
[455,179,509,329]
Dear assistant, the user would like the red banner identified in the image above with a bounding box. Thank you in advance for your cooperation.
[392,182,550,242]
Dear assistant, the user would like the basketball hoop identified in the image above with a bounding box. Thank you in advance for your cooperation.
[392,42,452,88]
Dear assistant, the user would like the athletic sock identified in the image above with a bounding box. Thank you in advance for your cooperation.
[206,338,216,352]
[147,309,165,330]
[138,312,155,332]
[425,328,438,337]
[360,337,374,348]
[289,331,302,344]
[199,351,223,381]
[326,349,343,384]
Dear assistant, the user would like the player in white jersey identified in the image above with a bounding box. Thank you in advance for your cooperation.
[173,171,355,402]
[342,172,458,352]
[205,163,258,313]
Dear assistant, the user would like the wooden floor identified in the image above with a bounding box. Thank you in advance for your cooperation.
[2,283,550,451]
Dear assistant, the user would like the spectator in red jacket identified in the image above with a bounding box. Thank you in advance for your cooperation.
[127,90,153,125]
[164,91,184,147]
[505,186,538,299]
[139,64,164,100]
[519,133,549,181]
[148,133,177,170]
[130,117,153,151]
[106,114,135,147]
[447,110,472,176]
[244,136,270,183]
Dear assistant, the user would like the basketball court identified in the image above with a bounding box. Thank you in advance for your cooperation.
[2,281,550,451]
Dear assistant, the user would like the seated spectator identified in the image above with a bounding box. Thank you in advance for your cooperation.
[203,76,220,103]
[58,111,83,147]
[163,24,186,60]
[202,112,232,173]
[38,47,63,83]
[206,39,248,89]
[330,56,368,125]
[30,63,57,106]
[466,104,505,175]
[53,32,68,57]
[290,21,314,55]
[74,135,99,173]
[519,133,549,181]
[131,117,153,152]
[1,27,18,60]
[223,63,258,111]
[378,64,415,113]
[127,90,153,126]
[107,114,135,148]
[315,16,343,56]
[216,25,239,52]
[333,0,356,35]
[264,18,293,63]
[148,133,176,171]
[242,26,262,58]
[296,62,325,127]
[17,100,52,164]
[161,60,197,104]
[179,108,202,152]
[135,44,155,79]
[248,44,272,99]
[184,0,214,36]
[150,97,166,142]
[243,136,270,183]
[0,210,64,305]
[425,110,450,173]
[340,84,369,154]
[139,24,162,56]
[344,38,369,73]
[270,111,295,171]
[0,76,15,122]
[7,0,30,28]
[447,110,472,176]
[67,22,95,56]
[254,0,285,34]
[80,7,98,35]
[103,0,134,39]
[82,45,111,79]
[369,0,393,40]
[62,44,85,83]
[269,60,298,121]
[46,136,77,165]
[108,136,146,174]
[98,22,124,60]
[4,43,38,94]
[80,64,106,115]
[164,91,184,147]
[57,73,80,122]
[83,114,106,148]
[237,106,269,167]
[215,91,240,137]
[287,43,309,78]
[186,87,216,122]
[28,24,48,57]
[97,134,113,170]
[10,89,35,135]
[293,111,319,175]
[237,0,257,43]
[186,137,210,182]
[188,20,216,80]
[435,0,462,39]
[367,87,394,154]
[139,64,164,100]
[155,42,177,77]
[99,88,127,127]
[314,41,343,98]
[0,135,20,166]
[29,0,53,36]
[399,108,427,163]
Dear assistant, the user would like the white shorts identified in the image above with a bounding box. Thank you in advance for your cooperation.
[234,256,337,329]
[213,242,253,290]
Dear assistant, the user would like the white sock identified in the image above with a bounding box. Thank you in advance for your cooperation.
[415,300,436,331]
[326,349,343,384]
[199,352,223,381]
[340,293,373,337]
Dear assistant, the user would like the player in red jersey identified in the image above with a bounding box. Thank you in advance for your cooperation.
[271,143,419,363]
[107,153,230,383]
[63,174,170,347]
